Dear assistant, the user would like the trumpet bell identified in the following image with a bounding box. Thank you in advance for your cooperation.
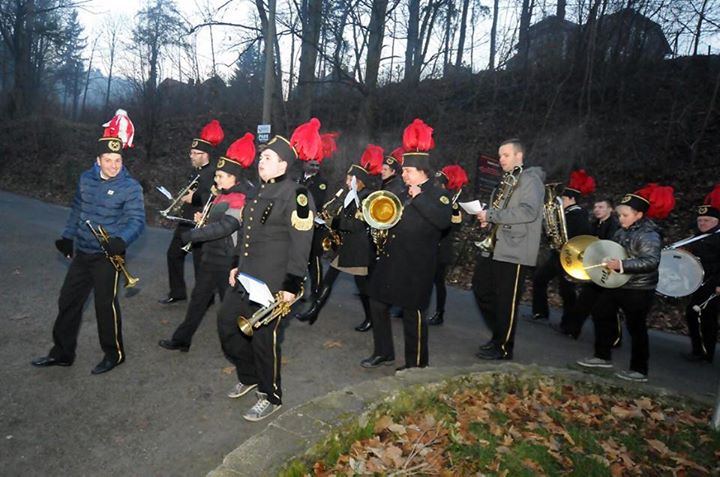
[237,316,254,336]
[362,191,402,230]
[560,235,598,281]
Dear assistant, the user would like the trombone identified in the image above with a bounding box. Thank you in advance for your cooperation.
[85,220,139,289]
[237,287,304,336]
[158,174,200,223]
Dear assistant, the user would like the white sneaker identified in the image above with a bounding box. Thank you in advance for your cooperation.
[576,357,613,368]
[243,391,281,422]
[227,381,257,399]
[615,370,648,383]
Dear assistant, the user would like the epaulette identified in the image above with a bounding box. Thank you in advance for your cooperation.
[291,186,314,231]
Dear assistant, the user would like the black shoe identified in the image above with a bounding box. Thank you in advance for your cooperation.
[91,357,124,375]
[428,311,444,326]
[478,340,494,351]
[158,339,190,352]
[550,323,579,339]
[296,285,331,325]
[360,355,395,368]
[354,319,372,332]
[31,355,73,367]
[158,296,186,305]
[475,348,513,360]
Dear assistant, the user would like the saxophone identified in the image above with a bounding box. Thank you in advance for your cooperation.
[543,183,568,250]
[475,166,523,253]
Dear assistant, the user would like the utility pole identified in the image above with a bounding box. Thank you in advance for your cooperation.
[262,0,276,124]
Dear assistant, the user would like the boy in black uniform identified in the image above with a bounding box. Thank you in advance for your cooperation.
[364,119,452,370]
[160,120,222,304]
[381,147,408,200]
[217,119,317,421]
[682,203,720,363]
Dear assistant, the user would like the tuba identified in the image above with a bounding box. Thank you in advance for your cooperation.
[543,183,568,250]
[362,190,403,254]
[237,287,304,336]
[159,174,200,223]
[85,221,139,288]
[475,166,523,253]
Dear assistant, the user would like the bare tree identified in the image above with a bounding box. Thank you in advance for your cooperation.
[296,0,322,120]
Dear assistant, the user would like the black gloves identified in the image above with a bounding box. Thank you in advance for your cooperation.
[55,238,74,258]
[105,237,127,256]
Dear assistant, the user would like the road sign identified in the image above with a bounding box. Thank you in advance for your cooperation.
[257,124,271,143]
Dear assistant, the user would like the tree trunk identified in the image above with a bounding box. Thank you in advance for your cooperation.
[455,0,469,67]
[358,0,389,136]
[693,0,708,56]
[517,0,533,68]
[296,0,322,120]
[488,0,499,70]
[443,0,452,72]
[81,37,98,118]
[404,0,419,85]
[557,0,566,20]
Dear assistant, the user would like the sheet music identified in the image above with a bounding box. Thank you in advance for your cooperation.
[459,200,486,215]
[237,273,274,307]
[156,186,173,201]
[344,176,359,208]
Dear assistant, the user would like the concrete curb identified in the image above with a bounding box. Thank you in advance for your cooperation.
[207,363,702,477]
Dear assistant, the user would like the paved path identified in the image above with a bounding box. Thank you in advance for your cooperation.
[1,190,717,476]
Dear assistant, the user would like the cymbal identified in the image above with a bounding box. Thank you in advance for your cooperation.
[582,240,630,288]
[560,235,598,281]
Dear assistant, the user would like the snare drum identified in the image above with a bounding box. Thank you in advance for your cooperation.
[656,249,704,298]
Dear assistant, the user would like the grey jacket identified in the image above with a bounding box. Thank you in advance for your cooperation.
[485,166,546,266]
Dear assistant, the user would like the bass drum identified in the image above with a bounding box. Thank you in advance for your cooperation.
[656,249,704,298]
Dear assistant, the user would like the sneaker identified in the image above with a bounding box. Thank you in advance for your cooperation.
[243,391,281,422]
[227,381,257,399]
[615,370,648,383]
[576,357,612,368]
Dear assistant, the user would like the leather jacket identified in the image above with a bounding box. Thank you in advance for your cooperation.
[613,218,663,290]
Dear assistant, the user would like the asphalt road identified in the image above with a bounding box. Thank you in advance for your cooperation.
[1,190,717,476]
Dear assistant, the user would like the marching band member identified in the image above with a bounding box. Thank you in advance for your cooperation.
[577,184,674,382]
[682,186,720,363]
[159,120,222,305]
[381,147,408,201]
[532,170,593,322]
[158,134,255,352]
[473,139,545,360]
[296,144,383,331]
[32,110,145,375]
[429,165,469,325]
[216,119,317,421]
[363,119,452,370]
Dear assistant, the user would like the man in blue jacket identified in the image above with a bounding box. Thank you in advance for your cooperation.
[32,122,145,375]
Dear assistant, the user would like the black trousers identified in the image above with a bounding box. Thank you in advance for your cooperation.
[685,282,718,361]
[368,298,428,368]
[217,288,283,404]
[532,252,576,318]
[322,267,371,321]
[561,283,622,344]
[593,288,654,375]
[307,228,325,296]
[49,252,124,363]
[166,225,203,300]
[472,255,527,356]
[171,267,229,346]
[433,262,448,313]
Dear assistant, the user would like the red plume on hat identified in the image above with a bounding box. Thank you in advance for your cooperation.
[402,118,434,152]
[102,109,134,149]
[635,183,675,219]
[320,132,339,161]
[441,165,469,192]
[199,119,224,147]
[390,146,405,164]
[360,144,384,175]
[225,133,256,168]
[704,183,720,209]
[568,169,596,195]
[290,117,322,161]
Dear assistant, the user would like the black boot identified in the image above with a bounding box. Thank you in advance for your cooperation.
[428,310,444,326]
[355,319,372,332]
[354,294,373,332]
[295,284,332,325]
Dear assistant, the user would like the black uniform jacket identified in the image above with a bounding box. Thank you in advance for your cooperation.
[368,180,452,310]
[613,218,663,290]
[234,174,315,295]
[335,188,372,268]
[592,214,619,240]
[186,160,217,219]
[565,204,591,239]
[437,193,463,265]
[686,225,720,288]
[299,173,328,210]
[382,175,408,202]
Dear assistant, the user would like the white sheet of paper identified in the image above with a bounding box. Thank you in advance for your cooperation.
[344,176,359,209]
[459,200,486,215]
[314,216,326,225]
[237,273,274,307]
[156,186,173,201]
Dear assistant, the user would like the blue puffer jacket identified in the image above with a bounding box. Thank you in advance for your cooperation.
[62,163,145,254]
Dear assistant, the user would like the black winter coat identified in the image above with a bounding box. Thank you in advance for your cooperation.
[613,218,663,290]
[565,204,591,239]
[382,175,408,202]
[186,161,217,219]
[334,188,372,268]
[592,214,620,240]
[368,180,452,309]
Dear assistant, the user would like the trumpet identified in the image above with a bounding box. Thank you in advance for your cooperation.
[181,194,214,252]
[85,220,139,289]
[237,287,304,336]
[159,174,200,223]
[362,190,403,255]
[319,188,345,252]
